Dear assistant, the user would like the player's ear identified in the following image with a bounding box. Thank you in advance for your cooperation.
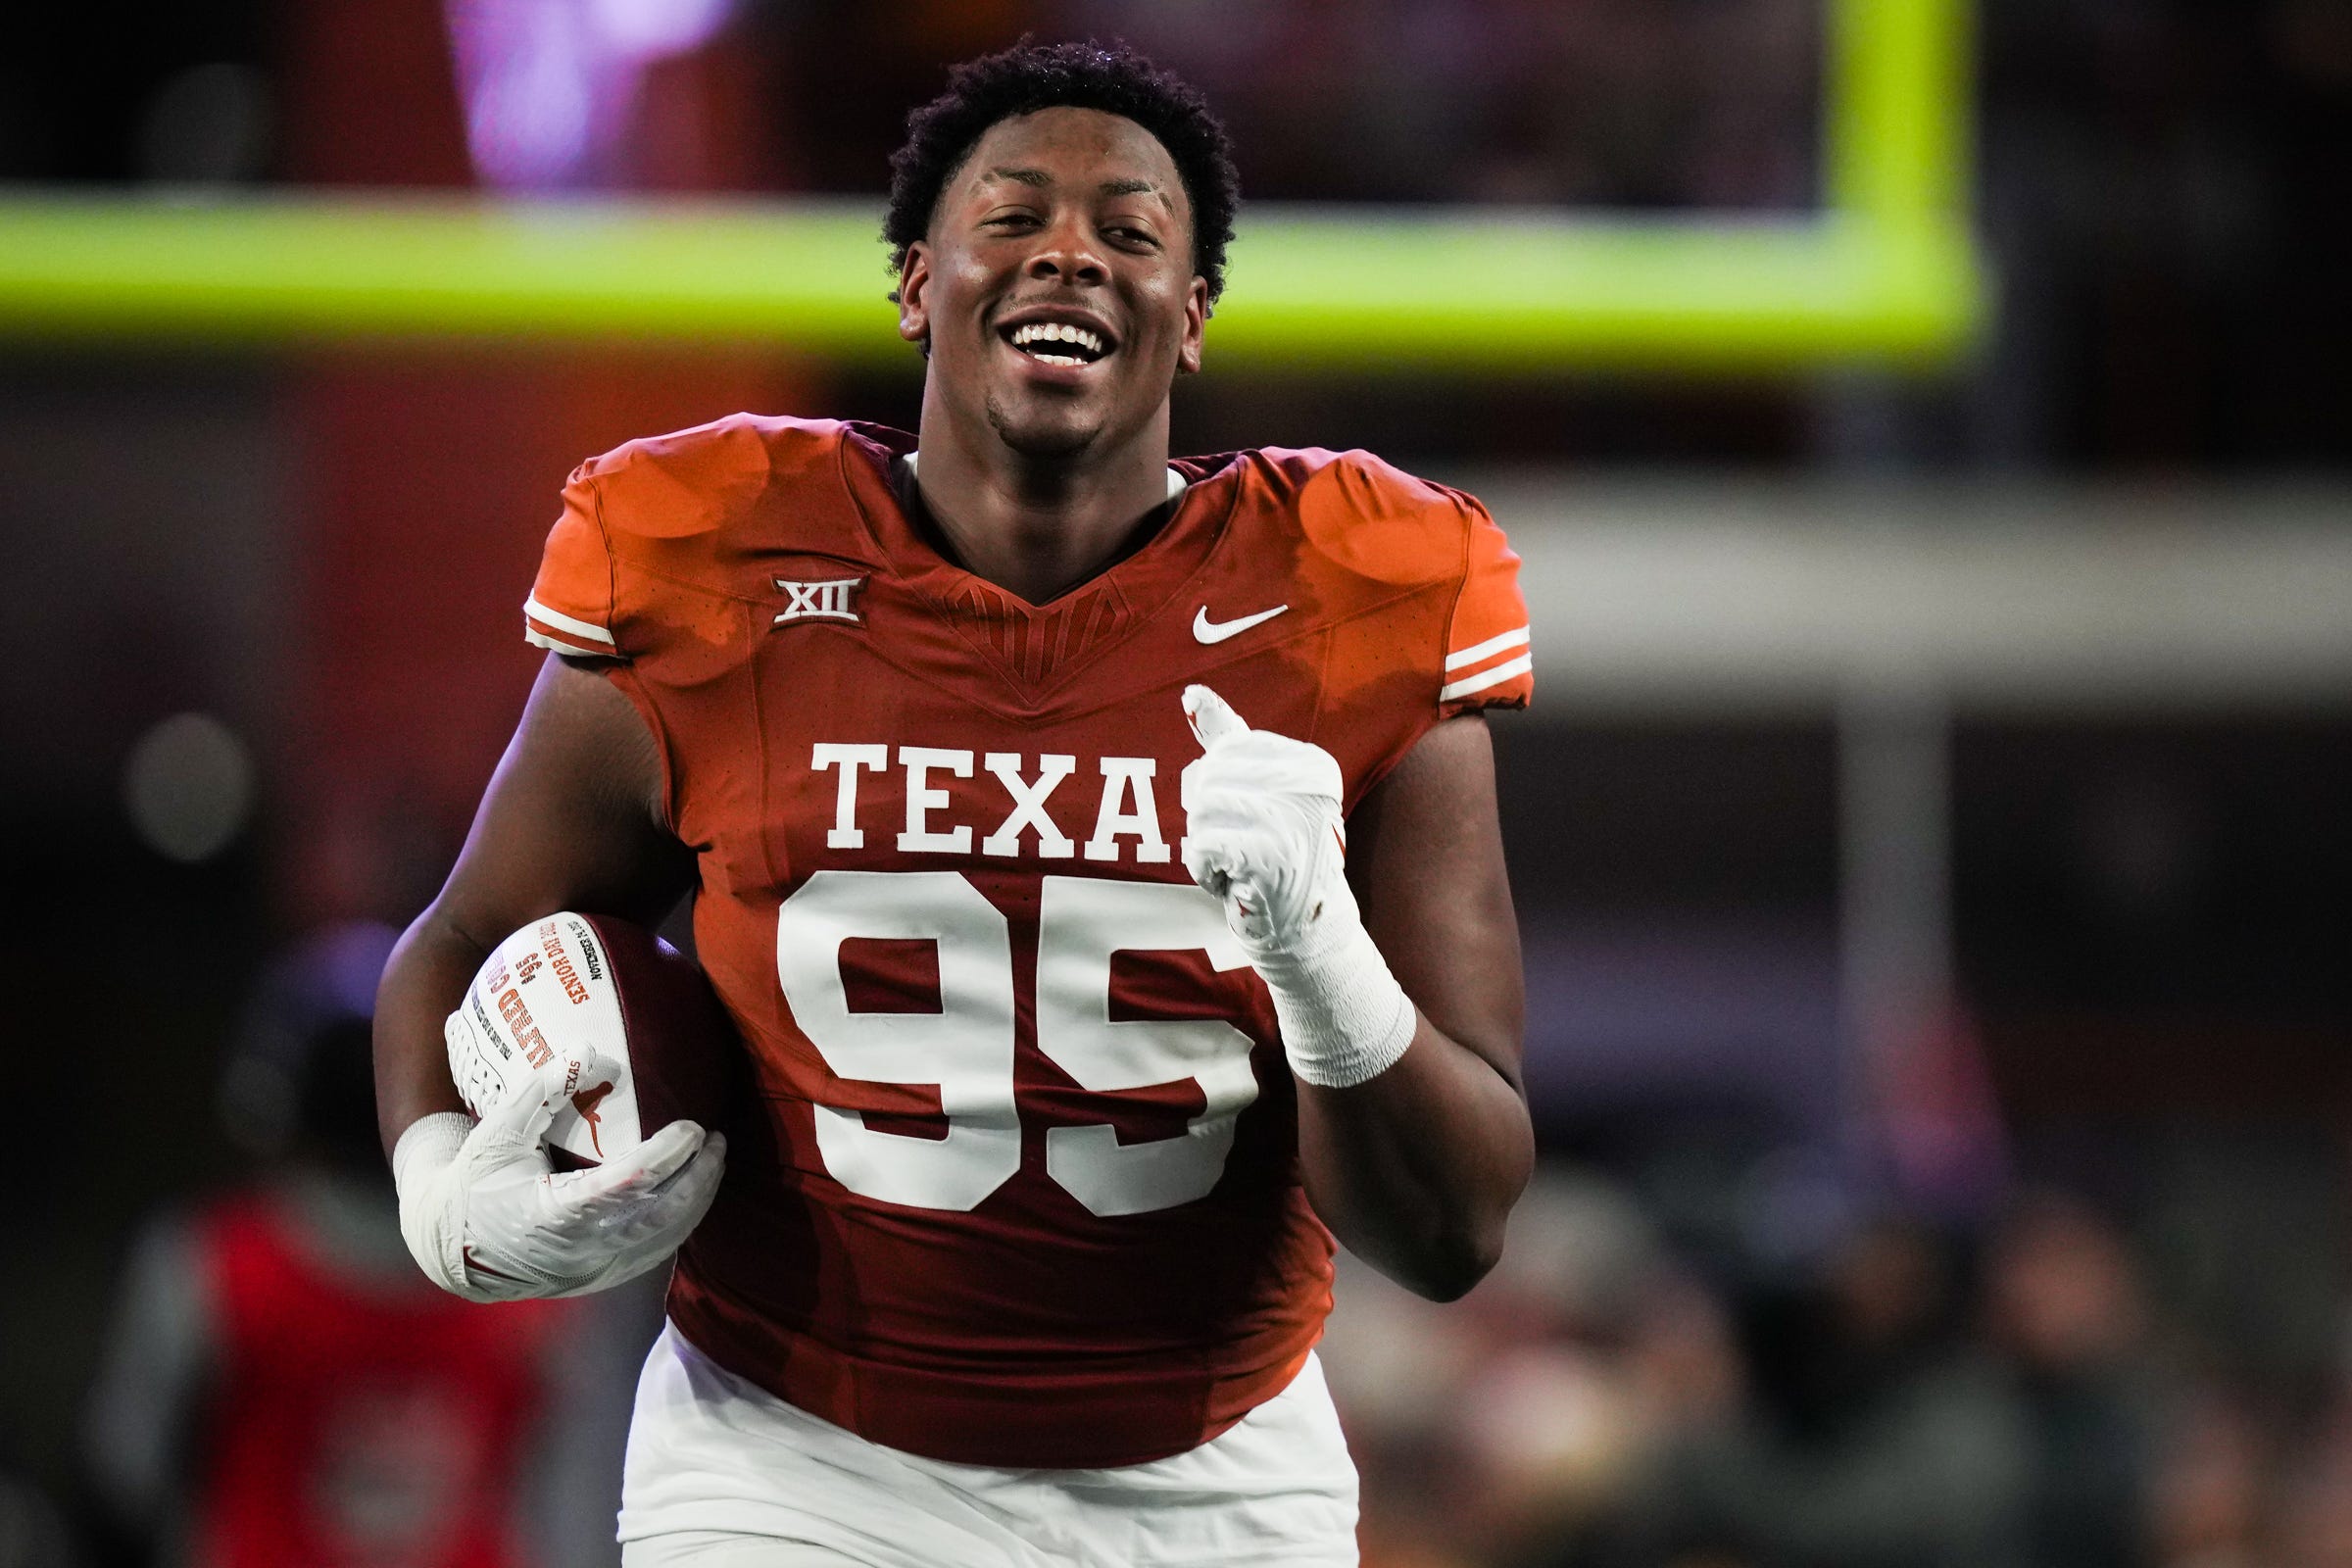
[897,244,934,348]
[1177,274,1208,375]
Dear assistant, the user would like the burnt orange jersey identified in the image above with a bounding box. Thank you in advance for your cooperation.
[523,416,1530,1468]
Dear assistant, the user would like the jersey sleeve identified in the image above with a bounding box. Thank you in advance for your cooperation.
[1438,498,1532,716]
[522,463,625,661]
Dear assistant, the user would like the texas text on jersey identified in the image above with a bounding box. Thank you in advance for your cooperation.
[521,414,1532,1469]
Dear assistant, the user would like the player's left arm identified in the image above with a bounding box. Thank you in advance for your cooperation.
[1181,687,1531,1301]
[1298,714,1531,1300]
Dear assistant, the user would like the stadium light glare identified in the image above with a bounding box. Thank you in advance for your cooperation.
[0,0,1983,369]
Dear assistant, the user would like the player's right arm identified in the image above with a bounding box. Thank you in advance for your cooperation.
[374,653,716,1299]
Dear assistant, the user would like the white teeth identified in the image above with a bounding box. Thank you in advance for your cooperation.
[1009,321,1105,358]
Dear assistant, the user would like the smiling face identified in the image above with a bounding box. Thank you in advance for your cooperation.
[898,106,1208,464]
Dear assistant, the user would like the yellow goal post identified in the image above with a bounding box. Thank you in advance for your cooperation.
[0,0,1982,370]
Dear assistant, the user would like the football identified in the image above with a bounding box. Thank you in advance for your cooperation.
[443,910,739,1166]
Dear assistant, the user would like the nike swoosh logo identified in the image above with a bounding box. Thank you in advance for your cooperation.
[1193,604,1290,644]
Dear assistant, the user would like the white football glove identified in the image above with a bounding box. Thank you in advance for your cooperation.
[1180,684,1416,1087]
[392,1061,726,1302]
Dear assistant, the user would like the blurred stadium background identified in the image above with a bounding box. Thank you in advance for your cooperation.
[3,1,2349,1564]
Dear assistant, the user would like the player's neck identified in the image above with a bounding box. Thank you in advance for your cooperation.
[907,411,1176,607]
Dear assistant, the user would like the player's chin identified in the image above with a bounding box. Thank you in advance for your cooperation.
[983,389,1109,460]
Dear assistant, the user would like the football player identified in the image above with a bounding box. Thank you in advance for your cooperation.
[376,39,1534,1567]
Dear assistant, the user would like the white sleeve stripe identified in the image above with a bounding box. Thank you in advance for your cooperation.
[1444,625,1530,670]
[524,624,625,660]
[1439,654,1533,703]
[524,597,614,646]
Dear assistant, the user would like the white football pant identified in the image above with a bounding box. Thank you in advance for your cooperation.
[618,1322,1357,1567]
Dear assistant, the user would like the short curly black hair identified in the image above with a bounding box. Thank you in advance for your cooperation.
[884,38,1240,307]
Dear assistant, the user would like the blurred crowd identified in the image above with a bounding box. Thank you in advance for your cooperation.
[12,927,659,1568]
[1329,1168,2352,1568]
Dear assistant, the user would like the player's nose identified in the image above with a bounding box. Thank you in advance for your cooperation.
[1024,212,1108,285]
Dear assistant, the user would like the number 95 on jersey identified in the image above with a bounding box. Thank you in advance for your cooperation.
[777,869,1264,1220]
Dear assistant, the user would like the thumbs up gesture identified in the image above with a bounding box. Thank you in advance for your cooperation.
[1177,683,1412,1086]
[1178,685,1356,957]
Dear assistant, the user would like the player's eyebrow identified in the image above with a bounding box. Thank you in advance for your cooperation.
[979,168,1166,201]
